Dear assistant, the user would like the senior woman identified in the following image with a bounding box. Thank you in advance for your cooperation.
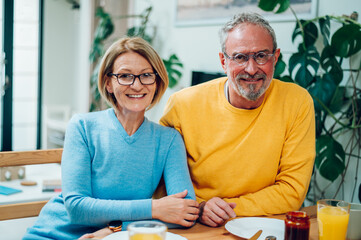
[23,37,199,240]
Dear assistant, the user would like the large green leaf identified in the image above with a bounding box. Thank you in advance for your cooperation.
[308,74,337,112]
[303,21,318,47]
[279,75,294,83]
[292,21,302,43]
[258,0,290,13]
[274,52,286,78]
[315,135,345,182]
[331,24,361,58]
[319,16,331,46]
[320,46,343,85]
[289,45,319,87]
[329,86,347,114]
[292,20,318,47]
[163,54,183,88]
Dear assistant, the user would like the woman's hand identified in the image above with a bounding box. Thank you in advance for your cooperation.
[78,227,113,239]
[152,190,199,227]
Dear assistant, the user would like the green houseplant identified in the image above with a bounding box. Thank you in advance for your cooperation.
[89,5,183,111]
[258,0,361,204]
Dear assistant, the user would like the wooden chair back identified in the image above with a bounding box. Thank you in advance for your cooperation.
[0,148,63,220]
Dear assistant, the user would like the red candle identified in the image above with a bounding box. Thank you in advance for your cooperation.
[284,211,310,240]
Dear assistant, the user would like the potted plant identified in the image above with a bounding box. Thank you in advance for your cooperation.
[258,0,361,204]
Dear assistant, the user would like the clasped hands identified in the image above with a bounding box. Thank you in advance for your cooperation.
[79,191,236,239]
[152,191,237,228]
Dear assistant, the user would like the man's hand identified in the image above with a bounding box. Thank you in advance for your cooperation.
[152,190,199,227]
[198,197,236,227]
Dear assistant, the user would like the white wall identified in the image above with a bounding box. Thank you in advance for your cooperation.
[43,0,80,111]
[43,0,94,115]
[41,0,93,149]
[74,0,93,114]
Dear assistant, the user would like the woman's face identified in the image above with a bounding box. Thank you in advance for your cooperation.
[106,51,157,115]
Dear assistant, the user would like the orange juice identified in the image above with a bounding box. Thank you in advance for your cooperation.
[318,206,349,240]
[130,233,163,240]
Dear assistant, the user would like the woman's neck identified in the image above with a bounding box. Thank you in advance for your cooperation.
[114,108,145,136]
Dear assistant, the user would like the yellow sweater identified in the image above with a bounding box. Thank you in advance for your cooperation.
[160,77,315,216]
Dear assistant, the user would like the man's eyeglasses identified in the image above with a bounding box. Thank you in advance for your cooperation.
[107,72,157,86]
[223,51,275,66]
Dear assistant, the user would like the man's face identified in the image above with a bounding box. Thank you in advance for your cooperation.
[220,23,280,104]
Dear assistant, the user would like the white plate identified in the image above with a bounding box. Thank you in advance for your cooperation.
[103,231,187,240]
[225,217,285,240]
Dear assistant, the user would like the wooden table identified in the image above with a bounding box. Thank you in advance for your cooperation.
[169,206,318,240]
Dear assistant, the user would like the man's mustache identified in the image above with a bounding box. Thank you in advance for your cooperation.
[236,73,267,81]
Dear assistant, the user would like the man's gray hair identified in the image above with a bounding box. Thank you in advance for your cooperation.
[219,12,277,53]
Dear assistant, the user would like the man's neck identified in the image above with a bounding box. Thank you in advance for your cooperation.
[225,81,265,109]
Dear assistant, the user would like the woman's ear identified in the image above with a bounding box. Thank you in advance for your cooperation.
[105,78,113,93]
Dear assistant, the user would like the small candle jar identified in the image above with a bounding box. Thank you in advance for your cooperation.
[265,236,277,240]
[284,211,310,240]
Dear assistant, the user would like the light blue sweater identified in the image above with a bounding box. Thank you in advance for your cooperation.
[23,108,195,240]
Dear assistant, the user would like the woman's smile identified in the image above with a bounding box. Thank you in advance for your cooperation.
[126,94,147,98]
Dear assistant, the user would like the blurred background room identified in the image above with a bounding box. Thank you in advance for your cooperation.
[0,0,360,239]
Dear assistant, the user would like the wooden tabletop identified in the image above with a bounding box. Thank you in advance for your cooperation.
[169,206,318,240]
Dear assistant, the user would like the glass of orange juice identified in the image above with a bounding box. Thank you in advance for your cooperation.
[128,221,167,240]
[317,199,350,240]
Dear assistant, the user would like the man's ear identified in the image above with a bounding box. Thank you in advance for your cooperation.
[273,48,281,67]
[219,52,227,74]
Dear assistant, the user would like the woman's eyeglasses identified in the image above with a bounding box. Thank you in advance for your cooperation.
[107,72,157,85]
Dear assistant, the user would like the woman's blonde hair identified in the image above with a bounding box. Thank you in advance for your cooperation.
[98,37,169,110]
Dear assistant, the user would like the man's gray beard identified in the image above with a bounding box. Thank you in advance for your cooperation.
[233,74,268,101]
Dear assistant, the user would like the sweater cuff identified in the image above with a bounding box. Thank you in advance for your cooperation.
[130,199,152,220]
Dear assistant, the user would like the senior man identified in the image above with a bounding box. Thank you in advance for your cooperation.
[160,12,315,227]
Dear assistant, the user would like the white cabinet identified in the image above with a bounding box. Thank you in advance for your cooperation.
[42,105,72,149]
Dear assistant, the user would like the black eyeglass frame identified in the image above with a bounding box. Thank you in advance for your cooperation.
[223,50,275,66]
[107,72,158,86]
